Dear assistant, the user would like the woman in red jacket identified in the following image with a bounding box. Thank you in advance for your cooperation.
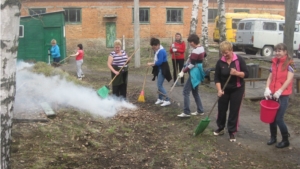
[264,43,294,148]
[169,33,186,86]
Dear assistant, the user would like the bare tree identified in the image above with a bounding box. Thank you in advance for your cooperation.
[284,0,299,57]
[1,0,21,168]
[201,0,209,67]
[217,0,226,57]
[188,0,200,54]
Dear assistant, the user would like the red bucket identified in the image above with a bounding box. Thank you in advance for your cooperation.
[260,100,280,123]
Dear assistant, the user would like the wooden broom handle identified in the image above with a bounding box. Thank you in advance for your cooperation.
[58,55,72,64]
[142,66,150,90]
[108,48,140,85]
[207,75,232,118]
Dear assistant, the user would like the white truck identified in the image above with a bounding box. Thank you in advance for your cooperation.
[234,18,300,57]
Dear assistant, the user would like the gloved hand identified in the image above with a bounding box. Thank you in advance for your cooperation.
[264,87,272,100]
[178,71,184,78]
[273,89,283,101]
[172,48,177,52]
[187,64,194,69]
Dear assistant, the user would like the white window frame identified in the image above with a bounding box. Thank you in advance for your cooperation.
[19,25,24,38]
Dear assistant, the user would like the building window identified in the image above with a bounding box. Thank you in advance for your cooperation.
[166,8,183,23]
[29,8,46,15]
[19,25,24,38]
[208,9,218,22]
[64,8,81,23]
[132,8,150,23]
[234,9,250,13]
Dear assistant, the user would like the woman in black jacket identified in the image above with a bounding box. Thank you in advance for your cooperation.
[213,41,249,142]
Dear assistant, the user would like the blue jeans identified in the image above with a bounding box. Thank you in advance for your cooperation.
[157,69,169,101]
[183,76,204,114]
[269,95,289,135]
[53,57,60,63]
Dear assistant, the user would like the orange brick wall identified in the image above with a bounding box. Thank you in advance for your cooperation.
[20,0,285,51]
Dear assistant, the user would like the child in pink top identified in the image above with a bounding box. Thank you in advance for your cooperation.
[70,44,84,80]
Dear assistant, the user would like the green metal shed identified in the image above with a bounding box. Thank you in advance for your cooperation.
[18,11,66,63]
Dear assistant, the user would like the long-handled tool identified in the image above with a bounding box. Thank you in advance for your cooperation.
[138,66,150,102]
[194,75,232,136]
[97,48,139,98]
[59,55,72,64]
[171,37,179,86]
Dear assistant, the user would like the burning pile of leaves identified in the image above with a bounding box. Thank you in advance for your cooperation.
[113,106,158,124]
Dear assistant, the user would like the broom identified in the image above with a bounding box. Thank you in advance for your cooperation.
[138,66,150,102]
[194,75,232,136]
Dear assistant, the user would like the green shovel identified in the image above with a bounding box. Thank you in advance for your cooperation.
[97,48,139,98]
[194,75,231,136]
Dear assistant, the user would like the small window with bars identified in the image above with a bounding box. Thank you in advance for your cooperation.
[166,8,183,23]
[64,8,81,23]
[132,8,150,23]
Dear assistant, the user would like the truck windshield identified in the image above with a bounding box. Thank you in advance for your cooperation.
[232,19,241,29]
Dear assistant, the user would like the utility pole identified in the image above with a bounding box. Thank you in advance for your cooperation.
[134,0,140,68]
[284,0,299,57]
[284,0,299,99]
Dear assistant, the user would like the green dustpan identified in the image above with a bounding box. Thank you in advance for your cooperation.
[194,116,211,136]
[97,85,110,98]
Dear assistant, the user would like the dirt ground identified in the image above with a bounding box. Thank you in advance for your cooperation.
[10,55,300,169]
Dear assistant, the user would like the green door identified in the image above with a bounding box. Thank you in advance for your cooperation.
[44,27,62,63]
[106,22,116,48]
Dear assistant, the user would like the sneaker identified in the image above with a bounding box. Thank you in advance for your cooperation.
[155,99,164,105]
[191,111,204,116]
[81,74,85,78]
[213,128,224,136]
[177,113,190,117]
[229,133,236,142]
[77,77,82,80]
[161,100,171,107]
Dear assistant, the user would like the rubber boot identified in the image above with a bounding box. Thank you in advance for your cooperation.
[276,133,290,148]
[267,128,277,145]
[267,136,277,145]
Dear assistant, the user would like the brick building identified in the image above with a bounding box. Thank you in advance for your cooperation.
[20,0,284,51]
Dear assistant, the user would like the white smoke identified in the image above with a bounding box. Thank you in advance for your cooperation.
[14,62,136,118]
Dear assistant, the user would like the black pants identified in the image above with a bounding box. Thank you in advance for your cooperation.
[172,59,184,84]
[112,83,127,98]
[112,71,128,98]
[216,86,245,134]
